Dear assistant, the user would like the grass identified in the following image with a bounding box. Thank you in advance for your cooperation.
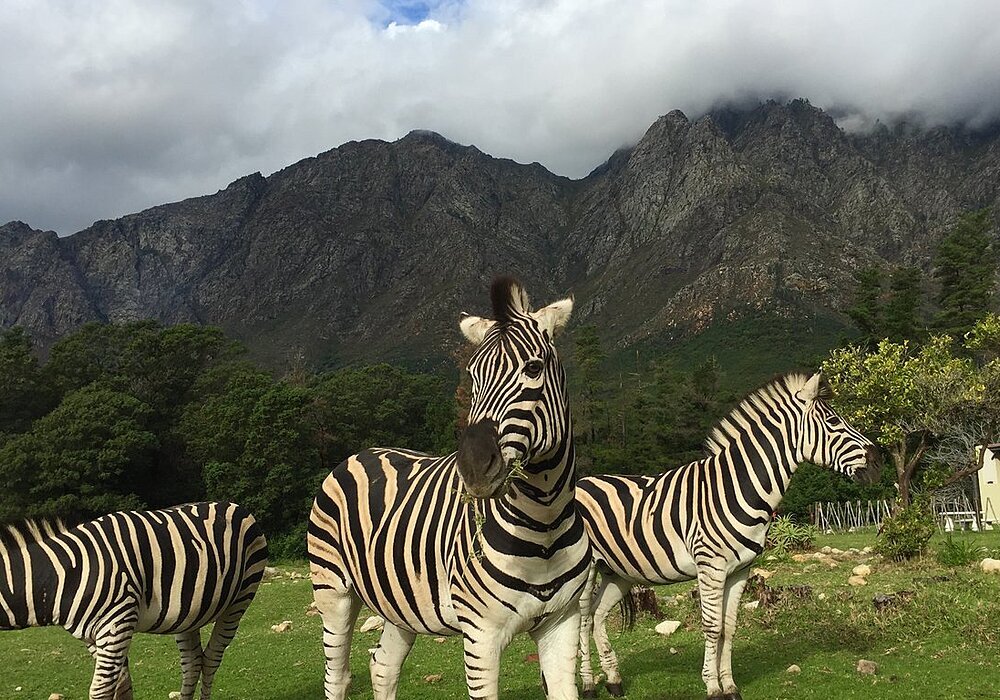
[2,531,999,698]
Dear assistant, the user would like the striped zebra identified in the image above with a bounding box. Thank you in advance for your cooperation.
[0,501,268,700]
[576,373,877,700]
[307,278,592,700]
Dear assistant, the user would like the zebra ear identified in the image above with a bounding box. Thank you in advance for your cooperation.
[460,314,496,345]
[800,372,823,403]
[532,297,573,338]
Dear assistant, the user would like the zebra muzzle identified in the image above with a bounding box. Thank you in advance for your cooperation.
[457,420,507,498]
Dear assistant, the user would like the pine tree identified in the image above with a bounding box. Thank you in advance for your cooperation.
[934,210,996,336]
[848,266,885,344]
[883,266,923,342]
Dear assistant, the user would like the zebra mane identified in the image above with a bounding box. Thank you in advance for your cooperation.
[704,373,828,456]
[490,276,531,323]
[0,519,71,548]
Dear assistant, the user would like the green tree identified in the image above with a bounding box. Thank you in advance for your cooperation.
[848,266,885,343]
[883,266,923,342]
[573,325,607,444]
[0,327,54,437]
[0,383,157,521]
[934,210,995,336]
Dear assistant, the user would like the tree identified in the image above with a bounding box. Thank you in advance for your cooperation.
[0,383,157,521]
[822,336,978,506]
[848,266,885,344]
[0,327,54,437]
[883,266,923,342]
[933,210,995,337]
[573,325,607,445]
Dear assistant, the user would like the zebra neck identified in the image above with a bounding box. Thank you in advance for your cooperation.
[502,423,576,527]
[718,420,800,514]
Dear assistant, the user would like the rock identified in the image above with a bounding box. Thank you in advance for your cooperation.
[654,620,682,636]
[169,693,181,700]
[852,564,872,577]
[786,664,801,674]
[306,601,321,617]
[48,695,65,700]
[825,559,839,568]
[856,659,878,675]
[742,600,760,611]
[264,566,279,579]
[830,548,844,555]
[434,637,446,643]
[360,615,385,633]
[791,554,811,563]
[980,558,1000,574]
[848,576,867,587]
[820,546,833,554]
[751,568,774,579]
[424,674,443,683]
[270,621,293,633]
[817,592,827,601]
[861,546,874,555]
[669,647,678,655]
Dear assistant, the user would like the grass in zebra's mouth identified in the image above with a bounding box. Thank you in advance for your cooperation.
[456,458,527,563]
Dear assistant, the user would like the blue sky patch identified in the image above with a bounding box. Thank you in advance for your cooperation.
[381,1,434,25]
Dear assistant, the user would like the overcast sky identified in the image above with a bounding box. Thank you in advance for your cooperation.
[2,0,999,235]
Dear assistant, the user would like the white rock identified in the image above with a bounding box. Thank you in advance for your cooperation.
[49,695,65,700]
[791,553,811,563]
[852,564,872,577]
[654,620,682,637]
[861,546,873,555]
[980,558,1000,574]
[817,593,827,601]
[786,664,801,674]
[263,566,279,578]
[742,600,760,611]
[820,546,833,554]
[270,620,293,633]
[847,576,867,587]
[751,567,774,579]
[169,693,181,700]
[306,601,321,617]
[856,659,878,675]
[669,647,678,655]
[360,615,385,633]
[831,548,844,555]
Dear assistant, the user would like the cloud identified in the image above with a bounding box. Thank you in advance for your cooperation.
[2,0,999,234]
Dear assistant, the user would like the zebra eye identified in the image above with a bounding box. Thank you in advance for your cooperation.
[524,360,544,379]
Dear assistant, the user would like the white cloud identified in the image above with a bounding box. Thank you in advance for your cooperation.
[1,0,999,234]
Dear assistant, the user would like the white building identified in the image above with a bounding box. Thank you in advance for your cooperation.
[976,444,1000,529]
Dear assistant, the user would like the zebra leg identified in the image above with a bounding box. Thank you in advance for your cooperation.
[530,604,582,700]
[314,584,363,700]
[578,564,598,699]
[718,566,750,700]
[86,645,133,700]
[369,621,416,700]
[462,628,509,700]
[696,562,728,699]
[88,623,137,700]
[591,573,632,697]
[174,629,204,700]
[198,599,255,700]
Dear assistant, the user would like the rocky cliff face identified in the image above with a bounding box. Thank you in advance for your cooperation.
[3,100,999,366]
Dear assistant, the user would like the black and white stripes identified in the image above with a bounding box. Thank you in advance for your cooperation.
[0,502,268,700]
[576,373,876,700]
[308,278,591,700]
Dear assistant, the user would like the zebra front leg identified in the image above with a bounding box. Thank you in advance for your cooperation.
[696,561,729,699]
[88,622,137,700]
[531,604,581,700]
[174,629,204,700]
[718,566,750,700]
[462,628,509,700]
[578,564,598,699]
[86,645,133,700]
[314,584,363,700]
[369,621,416,700]
[591,573,632,697]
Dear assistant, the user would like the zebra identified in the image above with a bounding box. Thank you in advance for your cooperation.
[0,501,268,700]
[576,372,878,700]
[307,277,592,700]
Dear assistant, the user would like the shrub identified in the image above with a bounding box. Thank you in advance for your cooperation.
[766,515,818,554]
[935,534,987,567]
[876,502,935,561]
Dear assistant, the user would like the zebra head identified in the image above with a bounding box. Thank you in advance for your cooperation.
[795,372,880,481]
[456,277,573,498]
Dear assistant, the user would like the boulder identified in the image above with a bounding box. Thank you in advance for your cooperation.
[856,659,878,675]
[270,621,293,633]
[848,576,867,587]
[654,620,682,637]
[980,558,1000,574]
[852,564,872,577]
[786,664,801,674]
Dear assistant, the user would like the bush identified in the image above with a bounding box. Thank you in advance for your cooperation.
[935,534,987,567]
[766,515,818,554]
[876,502,935,561]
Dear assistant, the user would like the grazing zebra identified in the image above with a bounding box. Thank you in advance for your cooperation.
[308,278,592,700]
[0,501,268,700]
[576,373,878,700]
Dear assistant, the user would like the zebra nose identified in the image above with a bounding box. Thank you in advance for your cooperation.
[457,420,503,496]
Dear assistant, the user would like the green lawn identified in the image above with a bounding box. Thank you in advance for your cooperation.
[2,531,999,699]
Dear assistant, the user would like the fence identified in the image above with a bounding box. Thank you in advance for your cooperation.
[931,492,981,531]
[810,500,892,532]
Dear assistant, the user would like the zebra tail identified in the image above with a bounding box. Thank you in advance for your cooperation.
[617,588,638,632]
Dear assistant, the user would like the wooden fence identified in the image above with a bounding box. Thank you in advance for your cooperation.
[809,500,892,532]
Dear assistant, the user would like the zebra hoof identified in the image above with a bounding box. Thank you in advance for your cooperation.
[582,689,598,699]
[606,682,625,697]
[723,693,743,700]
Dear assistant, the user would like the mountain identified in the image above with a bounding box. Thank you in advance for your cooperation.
[3,99,999,372]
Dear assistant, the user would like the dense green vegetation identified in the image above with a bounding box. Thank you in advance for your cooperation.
[2,531,997,698]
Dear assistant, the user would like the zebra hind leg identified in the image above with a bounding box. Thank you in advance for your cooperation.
[174,629,204,700]
[369,621,416,700]
[314,583,363,700]
[591,574,632,698]
[198,598,255,700]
